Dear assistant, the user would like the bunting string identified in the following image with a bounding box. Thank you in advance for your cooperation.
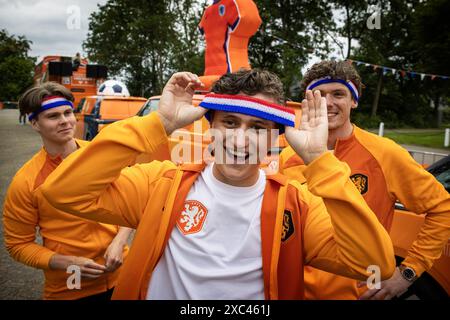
[346,59,449,81]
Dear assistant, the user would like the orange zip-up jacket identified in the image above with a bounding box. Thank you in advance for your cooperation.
[41,113,395,299]
[280,125,450,299]
[3,140,129,300]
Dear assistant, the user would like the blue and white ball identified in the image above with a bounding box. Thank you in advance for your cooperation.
[97,80,130,97]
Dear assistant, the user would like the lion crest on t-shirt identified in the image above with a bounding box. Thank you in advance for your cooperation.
[177,200,209,235]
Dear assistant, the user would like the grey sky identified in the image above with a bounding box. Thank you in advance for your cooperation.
[0,0,107,62]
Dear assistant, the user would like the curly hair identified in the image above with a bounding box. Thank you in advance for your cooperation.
[18,82,74,117]
[300,61,364,100]
[211,68,285,104]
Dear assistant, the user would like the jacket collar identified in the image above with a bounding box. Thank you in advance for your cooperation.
[180,162,288,186]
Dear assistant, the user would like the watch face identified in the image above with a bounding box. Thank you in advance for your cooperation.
[403,268,415,280]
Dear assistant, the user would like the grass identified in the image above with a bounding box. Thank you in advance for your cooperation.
[380,129,449,150]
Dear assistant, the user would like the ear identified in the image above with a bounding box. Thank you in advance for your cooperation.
[30,118,40,132]
[351,100,358,109]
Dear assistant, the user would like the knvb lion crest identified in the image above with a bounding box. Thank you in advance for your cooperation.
[177,200,208,235]
[281,210,294,242]
[350,173,368,195]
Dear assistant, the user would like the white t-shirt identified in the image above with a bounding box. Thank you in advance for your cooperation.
[146,163,266,300]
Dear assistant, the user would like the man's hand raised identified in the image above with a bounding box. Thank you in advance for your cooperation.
[157,72,207,135]
[285,90,329,164]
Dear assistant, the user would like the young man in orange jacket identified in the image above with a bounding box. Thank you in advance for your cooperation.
[279,60,450,300]
[3,82,133,300]
[41,69,395,300]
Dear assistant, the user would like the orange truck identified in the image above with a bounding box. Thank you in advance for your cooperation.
[33,55,107,108]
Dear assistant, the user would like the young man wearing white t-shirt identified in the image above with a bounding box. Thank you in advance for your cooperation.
[42,69,395,299]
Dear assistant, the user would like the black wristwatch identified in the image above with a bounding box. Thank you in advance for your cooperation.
[398,265,418,282]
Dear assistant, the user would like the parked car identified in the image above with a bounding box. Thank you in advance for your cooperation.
[74,95,147,140]
[391,155,450,299]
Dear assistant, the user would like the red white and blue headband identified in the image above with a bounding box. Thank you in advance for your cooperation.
[306,77,360,102]
[199,93,296,130]
[29,95,74,121]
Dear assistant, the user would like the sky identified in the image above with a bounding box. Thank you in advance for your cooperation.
[0,0,107,62]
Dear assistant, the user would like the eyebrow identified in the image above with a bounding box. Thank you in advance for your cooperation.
[222,115,240,121]
[250,120,271,127]
[45,109,72,117]
[319,89,347,94]
[45,112,60,117]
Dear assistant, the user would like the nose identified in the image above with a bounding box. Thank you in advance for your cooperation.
[233,128,247,149]
[60,114,69,125]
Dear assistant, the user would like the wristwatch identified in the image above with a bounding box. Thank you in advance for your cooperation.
[398,265,418,282]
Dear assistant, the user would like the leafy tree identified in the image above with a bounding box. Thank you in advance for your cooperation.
[0,29,35,101]
[84,0,177,96]
[249,0,334,99]
[410,0,450,126]
[84,0,205,97]
[170,0,206,74]
[337,0,450,128]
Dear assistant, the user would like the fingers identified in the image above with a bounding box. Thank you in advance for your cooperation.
[358,287,379,300]
[105,255,123,272]
[80,260,106,279]
[169,72,203,92]
[369,289,390,300]
[317,93,327,120]
[85,260,107,271]
[306,90,315,126]
[304,90,323,127]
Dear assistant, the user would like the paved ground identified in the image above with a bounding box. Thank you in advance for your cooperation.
[0,109,43,299]
[0,108,448,300]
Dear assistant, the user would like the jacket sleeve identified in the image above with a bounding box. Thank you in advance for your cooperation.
[41,112,176,228]
[383,143,450,276]
[300,152,396,281]
[3,176,55,270]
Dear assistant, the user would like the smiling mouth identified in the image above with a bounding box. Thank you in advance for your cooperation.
[224,147,250,162]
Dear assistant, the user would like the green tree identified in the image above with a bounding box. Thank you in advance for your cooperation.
[249,0,335,99]
[0,29,35,101]
[327,0,450,128]
[84,0,205,97]
[410,0,450,126]
[170,0,206,74]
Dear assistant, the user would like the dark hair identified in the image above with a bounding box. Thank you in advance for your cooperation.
[18,82,74,117]
[300,60,364,99]
[212,68,285,104]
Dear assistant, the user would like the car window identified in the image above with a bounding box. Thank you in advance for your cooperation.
[434,166,450,192]
[142,99,159,116]
[92,98,102,116]
[75,98,85,113]
[83,100,91,113]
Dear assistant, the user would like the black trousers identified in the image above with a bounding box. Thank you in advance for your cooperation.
[77,287,115,301]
